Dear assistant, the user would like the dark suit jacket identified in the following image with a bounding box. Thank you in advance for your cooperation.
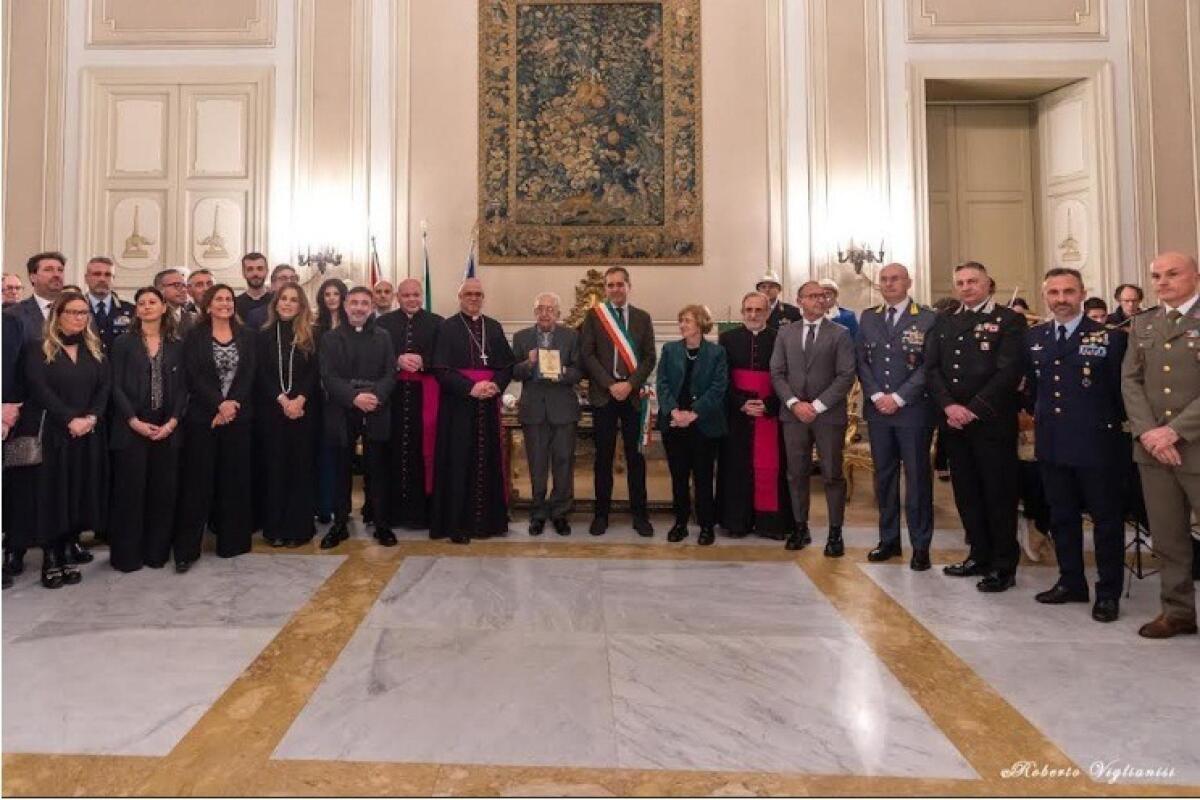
[181,323,257,427]
[769,317,856,426]
[3,311,26,404]
[925,302,1026,428]
[318,322,395,444]
[579,303,656,406]
[108,333,188,450]
[512,324,582,426]
[656,338,729,438]
[5,296,48,344]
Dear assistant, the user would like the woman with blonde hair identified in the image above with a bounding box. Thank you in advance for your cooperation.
[9,292,110,587]
[656,304,728,545]
[257,283,319,546]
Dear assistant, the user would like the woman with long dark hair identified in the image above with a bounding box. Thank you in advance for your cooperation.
[313,278,348,524]
[173,284,256,571]
[108,287,186,571]
[257,284,319,546]
[10,292,110,587]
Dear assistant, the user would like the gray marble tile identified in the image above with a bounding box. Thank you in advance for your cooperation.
[952,641,1200,785]
[600,560,852,637]
[364,557,604,633]
[861,564,1169,644]
[273,627,617,767]
[2,625,277,755]
[608,633,976,777]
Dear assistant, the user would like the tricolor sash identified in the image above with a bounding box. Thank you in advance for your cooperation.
[460,368,508,503]
[593,302,653,449]
[397,370,440,494]
[732,368,780,513]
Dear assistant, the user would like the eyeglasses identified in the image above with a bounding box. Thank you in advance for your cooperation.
[161,281,185,289]
[534,305,559,313]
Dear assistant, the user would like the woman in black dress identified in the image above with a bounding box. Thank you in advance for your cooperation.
[313,278,348,524]
[12,292,110,587]
[173,284,256,571]
[258,284,318,546]
[108,287,186,571]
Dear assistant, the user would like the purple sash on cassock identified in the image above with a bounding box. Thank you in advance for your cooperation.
[732,368,780,513]
[459,368,507,503]
[397,370,439,494]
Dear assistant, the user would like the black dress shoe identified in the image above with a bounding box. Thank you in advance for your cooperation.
[528,518,545,536]
[175,559,195,574]
[267,537,286,548]
[589,515,608,536]
[633,517,654,537]
[64,541,94,565]
[375,529,398,546]
[943,558,986,577]
[320,521,349,550]
[4,548,25,577]
[1035,584,1089,604]
[60,564,82,585]
[823,527,845,558]
[868,540,902,562]
[697,527,715,546]
[1092,597,1119,623]
[316,513,332,525]
[785,527,810,551]
[41,549,65,589]
[667,523,689,542]
[450,534,470,545]
[977,571,1016,593]
[910,548,931,571]
[552,517,571,536]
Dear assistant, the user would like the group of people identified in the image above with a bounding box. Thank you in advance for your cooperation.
[2,249,1198,641]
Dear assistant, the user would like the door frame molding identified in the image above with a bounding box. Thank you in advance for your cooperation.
[908,59,1119,303]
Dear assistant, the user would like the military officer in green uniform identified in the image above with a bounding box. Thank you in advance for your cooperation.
[1122,251,1200,639]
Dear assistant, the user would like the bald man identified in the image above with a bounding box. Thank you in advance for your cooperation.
[376,278,443,529]
[1123,251,1200,638]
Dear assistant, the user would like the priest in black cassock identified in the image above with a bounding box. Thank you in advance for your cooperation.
[376,277,443,529]
[716,291,795,540]
[430,277,515,543]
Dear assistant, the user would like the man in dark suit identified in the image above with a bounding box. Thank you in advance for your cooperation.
[1026,267,1128,622]
[925,261,1027,593]
[83,256,134,351]
[856,263,938,570]
[1106,282,1145,327]
[580,266,657,536]
[4,251,65,344]
[2,311,26,587]
[154,268,194,336]
[757,271,800,330]
[513,292,583,536]
[185,269,214,315]
[770,280,857,554]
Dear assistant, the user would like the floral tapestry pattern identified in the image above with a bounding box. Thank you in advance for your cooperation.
[479,0,702,265]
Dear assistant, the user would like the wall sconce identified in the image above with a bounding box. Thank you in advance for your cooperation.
[837,238,885,275]
[298,246,343,275]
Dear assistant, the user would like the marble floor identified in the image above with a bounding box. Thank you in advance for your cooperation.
[2,499,1198,796]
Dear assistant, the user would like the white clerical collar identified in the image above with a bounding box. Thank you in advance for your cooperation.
[745,325,766,335]
[1164,294,1200,318]
[462,312,482,322]
[353,325,365,333]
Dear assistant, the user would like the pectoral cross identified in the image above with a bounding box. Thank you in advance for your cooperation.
[480,352,489,365]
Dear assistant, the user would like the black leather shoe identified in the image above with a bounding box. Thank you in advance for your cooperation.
[60,564,82,585]
[40,550,65,589]
[977,571,1016,593]
[528,518,545,536]
[823,527,845,558]
[633,517,654,537]
[1035,584,1089,604]
[868,540,902,562]
[4,548,25,577]
[316,513,332,525]
[267,537,285,548]
[943,558,986,577]
[320,521,348,550]
[589,515,608,536]
[1092,597,1119,623]
[64,541,94,565]
[910,548,931,571]
[697,527,715,546]
[667,523,689,543]
[552,517,571,536]
[785,527,810,551]
[375,528,398,547]
[174,559,195,574]
[450,534,470,545]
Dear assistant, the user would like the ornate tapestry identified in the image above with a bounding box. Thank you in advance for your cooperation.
[478,0,702,265]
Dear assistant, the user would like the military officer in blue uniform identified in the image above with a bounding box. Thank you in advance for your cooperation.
[855,263,938,570]
[1025,267,1127,622]
[83,256,134,351]
[925,261,1027,592]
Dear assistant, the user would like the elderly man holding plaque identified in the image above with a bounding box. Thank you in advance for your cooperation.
[512,292,582,536]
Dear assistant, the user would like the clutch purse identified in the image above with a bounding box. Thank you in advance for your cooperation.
[3,411,46,469]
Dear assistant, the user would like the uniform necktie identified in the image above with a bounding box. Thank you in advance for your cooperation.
[1168,309,1183,325]
[804,322,816,351]
[1057,324,1067,344]
[886,306,897,329]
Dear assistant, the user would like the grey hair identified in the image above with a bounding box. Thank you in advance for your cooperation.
[533,291,562,310]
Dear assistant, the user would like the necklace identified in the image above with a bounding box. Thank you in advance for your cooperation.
[460,313,489,365]
[276,322,296,395]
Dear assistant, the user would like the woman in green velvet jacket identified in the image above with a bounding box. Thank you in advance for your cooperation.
[656,304,728,545]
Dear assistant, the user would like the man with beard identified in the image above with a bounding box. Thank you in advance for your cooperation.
[83,256,135,352]
[5,251,65,343]
[234,252,271,324]
[376,278,442,529]
[430,278,515,543]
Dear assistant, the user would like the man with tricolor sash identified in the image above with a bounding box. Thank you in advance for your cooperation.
[580,266,658,537]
